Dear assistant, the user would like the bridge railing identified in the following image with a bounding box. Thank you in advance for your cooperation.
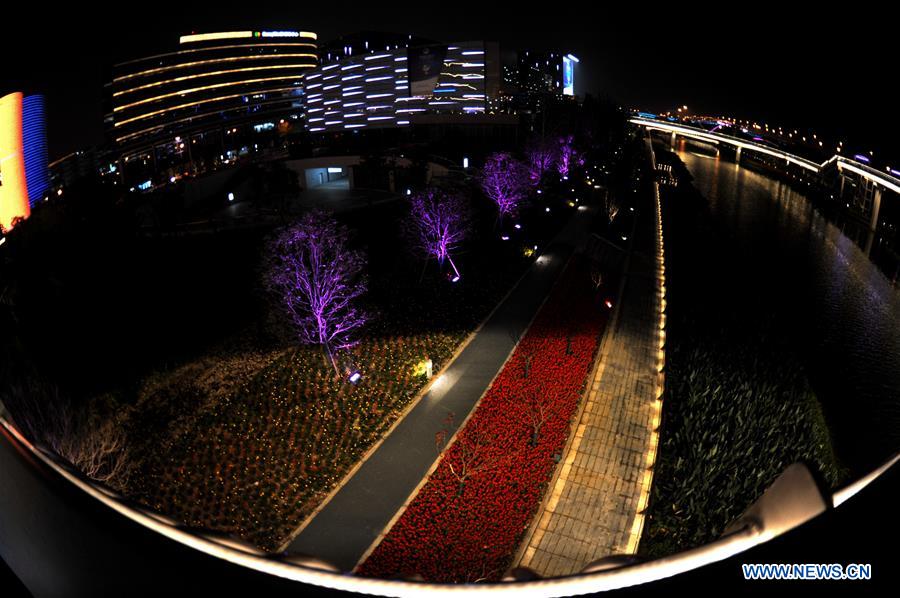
[631,117,900,194]
[2,410,898,597]
[630,117,822,172]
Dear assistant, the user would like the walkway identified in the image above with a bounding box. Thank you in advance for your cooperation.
[286,205,598,571]
[516,163,665,577]
[295,186,401,213]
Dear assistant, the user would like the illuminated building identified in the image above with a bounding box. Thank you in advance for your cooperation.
[49,148,100,188]
[106,30,318,186]
[508,50,579,97]
[303,40,501,134]
[0,92,49,232]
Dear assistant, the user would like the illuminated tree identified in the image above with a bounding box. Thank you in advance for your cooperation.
[556,135,584,179]
[265,210,368,373]
[525,138,557,187]
[480,153,530,221]
[407,187,470,281]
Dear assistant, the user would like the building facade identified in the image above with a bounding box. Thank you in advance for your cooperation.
[106,30,318,186]
[510,50,578,97]
[49,148,100,189]
[303,40,501,134]
[0,92,49,232]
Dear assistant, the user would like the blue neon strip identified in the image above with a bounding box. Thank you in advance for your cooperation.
[22,95,49,207]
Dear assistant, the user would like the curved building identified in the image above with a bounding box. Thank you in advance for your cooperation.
[303,39,501,134]
[107,30,318,185]
[1,92,49,232]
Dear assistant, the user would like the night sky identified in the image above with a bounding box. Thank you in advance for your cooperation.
[1,3,894,161]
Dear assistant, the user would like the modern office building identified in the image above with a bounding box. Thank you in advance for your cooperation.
[49,148,100,189]
[0,92,49,232]
[303,40,501,134]
[106,30,318,186]
[511,50,579,97]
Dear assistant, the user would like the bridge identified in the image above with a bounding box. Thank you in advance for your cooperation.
[630,116,900,255]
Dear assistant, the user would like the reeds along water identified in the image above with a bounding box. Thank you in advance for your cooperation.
[674,147,900,475]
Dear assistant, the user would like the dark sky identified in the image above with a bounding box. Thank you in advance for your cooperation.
[1,2,896,161]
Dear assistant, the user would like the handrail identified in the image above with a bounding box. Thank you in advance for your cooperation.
[630,117,900,193]
[2,412,897,596]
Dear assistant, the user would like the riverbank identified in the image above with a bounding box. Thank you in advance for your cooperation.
[639,144,846,558]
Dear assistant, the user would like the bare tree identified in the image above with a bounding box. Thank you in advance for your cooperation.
[606,194,620,224]
[525,137,557,188]
[54,415,131,486]
[264,210,368,373]
[405,187,470,282]
[435,414,508,497]
[526,383,566,447]
[1,379,131,490]
[480,153,530,223]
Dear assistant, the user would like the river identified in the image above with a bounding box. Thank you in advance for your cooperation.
[668,140,900,475]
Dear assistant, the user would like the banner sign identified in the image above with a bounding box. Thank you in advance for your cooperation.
[407,45,448,96]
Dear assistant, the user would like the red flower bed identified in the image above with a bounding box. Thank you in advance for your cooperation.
[357,256,612,582]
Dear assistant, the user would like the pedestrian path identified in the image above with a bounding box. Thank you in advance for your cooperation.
[286,206,597,571]
[516,166,665,577]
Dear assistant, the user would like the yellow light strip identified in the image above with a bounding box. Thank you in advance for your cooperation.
[114,75,308,112]
[837,160,900,195]
[114,54,318,83]
[0,92,31,231]
[114,86,300,128]
[114,43,316,69]
[114,97,296,142]
[624,137,667,555]
[178,31,317,44]
[179,31,254,44]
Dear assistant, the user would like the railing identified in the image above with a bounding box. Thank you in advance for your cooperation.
[630,117,900,193]
[1,412,897,596]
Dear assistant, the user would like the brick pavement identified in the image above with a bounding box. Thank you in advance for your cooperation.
[516,171,665,578]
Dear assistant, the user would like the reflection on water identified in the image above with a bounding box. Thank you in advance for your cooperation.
[677,146,900,473]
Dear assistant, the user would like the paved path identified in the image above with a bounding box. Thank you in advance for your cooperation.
[295,186,401,213]
[287,206,598,571]
[516,162,665,577]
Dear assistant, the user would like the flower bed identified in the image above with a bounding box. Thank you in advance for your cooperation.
[357,256,611,582]
[123,220,550,551]
[131,330,462,550]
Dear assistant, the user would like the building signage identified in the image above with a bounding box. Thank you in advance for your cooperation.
[408,45,448,97]
[562,55,575,96]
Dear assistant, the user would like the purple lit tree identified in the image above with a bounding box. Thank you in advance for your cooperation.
[556,135,584,179]
[480,153,530,222]
[265,210,368,373]
[525,138,557,188]
[407,187,470,282]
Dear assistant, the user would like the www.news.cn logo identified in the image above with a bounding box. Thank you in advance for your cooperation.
[742,563,872,580]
